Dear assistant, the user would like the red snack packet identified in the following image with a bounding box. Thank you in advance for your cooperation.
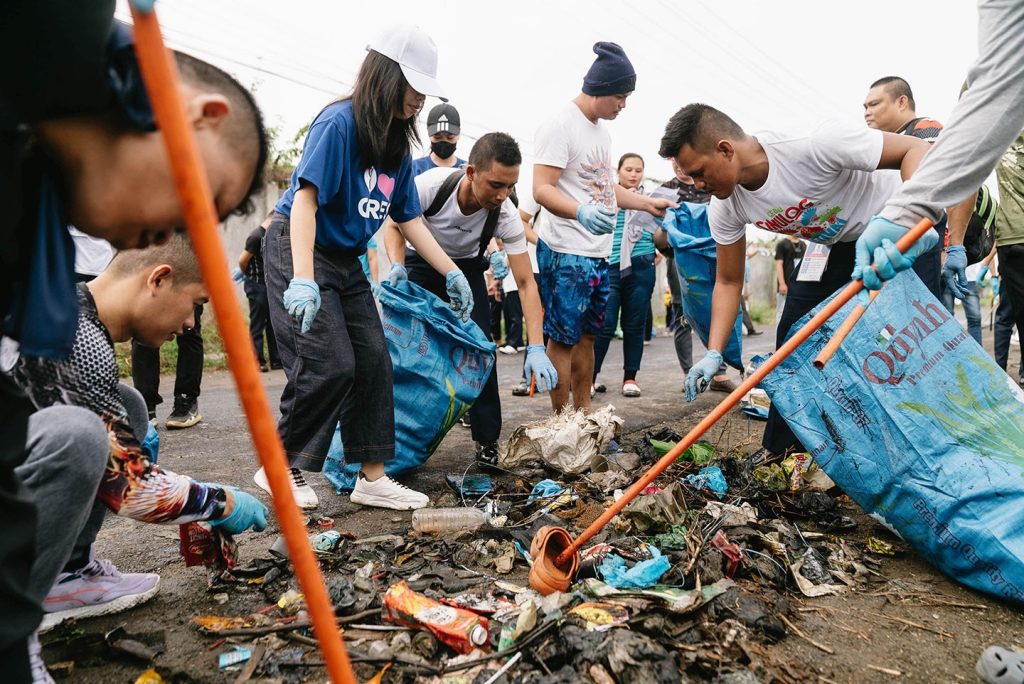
[383,581,489,654]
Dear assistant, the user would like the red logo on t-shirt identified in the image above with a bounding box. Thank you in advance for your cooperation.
[755,199,815,233]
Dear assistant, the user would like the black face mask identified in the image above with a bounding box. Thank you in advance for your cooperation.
[431,140,457,160]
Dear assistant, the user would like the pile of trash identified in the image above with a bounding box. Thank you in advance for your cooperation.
[46,412,904,683]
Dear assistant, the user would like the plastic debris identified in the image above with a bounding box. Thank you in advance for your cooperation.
[566,602,630,631]
[752,463,788,491]
[446,473,493,498]
[310,530,342,553]
[621,482,689,533]
[598,547,672,588]
[710,531,743,577]
[500,405,623,475]
[867,536,897,555]
[684,465,729,499]
[681,441,716,465]
[218,647,252,670]
[383,581,490,654]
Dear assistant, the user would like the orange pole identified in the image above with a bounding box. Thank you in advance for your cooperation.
[556,219,934,565]
[813,289,880,369]
[128,6,356,683]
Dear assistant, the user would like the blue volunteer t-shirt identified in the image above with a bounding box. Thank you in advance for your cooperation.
[411,155,466,177]
[275,100,421,253]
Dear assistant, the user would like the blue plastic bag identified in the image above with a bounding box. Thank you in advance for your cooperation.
[761,270,1024,603]
[324,281,496,492]
[662,202,744,371]
[684,465,728,499]
[598,547,672,589]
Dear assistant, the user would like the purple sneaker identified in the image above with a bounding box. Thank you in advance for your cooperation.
[40,558,160,633]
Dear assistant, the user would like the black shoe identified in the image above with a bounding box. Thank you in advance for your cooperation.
[747,330,762,336]
[166,397,201,429]
[475,441,499,468]
[512,380,530,397]
[270,362,283,370]
[259,362,270,373]
[459,414,472,429]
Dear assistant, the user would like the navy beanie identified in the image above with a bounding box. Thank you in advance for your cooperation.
[582,42,636,96]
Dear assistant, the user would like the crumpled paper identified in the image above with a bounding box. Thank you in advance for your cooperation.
[500,405,623,475]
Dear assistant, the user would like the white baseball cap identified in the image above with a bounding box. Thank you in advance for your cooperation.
[366,24,447,102]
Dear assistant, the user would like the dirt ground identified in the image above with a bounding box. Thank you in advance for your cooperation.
[39,322,1024,683]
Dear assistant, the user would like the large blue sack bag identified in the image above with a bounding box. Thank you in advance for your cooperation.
[663,202,744,371]
[324,281,496,492]
[761,270,1024,603]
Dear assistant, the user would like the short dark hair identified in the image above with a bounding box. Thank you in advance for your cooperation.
[617,152,643,170]
[108,232,201,286]
[348,50,421,171]
[870,76,916,111]
[174,51,268,217]
[659,103,745,158]
[468,132,522,170]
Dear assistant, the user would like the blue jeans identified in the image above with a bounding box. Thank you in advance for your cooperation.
[940,280,982,345]
[594,253,657,378]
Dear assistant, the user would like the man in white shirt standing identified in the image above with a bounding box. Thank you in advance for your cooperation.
[658,103,939,457]
[533,42,674,414]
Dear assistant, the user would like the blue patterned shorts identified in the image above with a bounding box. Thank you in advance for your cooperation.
[536,240,610,345]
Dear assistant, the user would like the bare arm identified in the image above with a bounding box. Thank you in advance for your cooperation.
[509,252,543,345]
[396,216,459,275]
[775,259,787,293]
[382,217,407,266]
[289,185,318,280]
[876,132,931,181]
[366,246,378,282]
[944,191,978,247]
[533,164,578,219]
[614,184,677,217]
[706,238,747,353]
[237,249,254,272]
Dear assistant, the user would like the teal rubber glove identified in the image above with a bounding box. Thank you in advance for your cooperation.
[684,350,723,402]
[386,263,408,287]
[489,251,510,280]
[210,488,268,535]
[576,204,616,235]
[852,216,939,291]
[140,423,160,464]
[445,270,474,323]
[942,245,970,300]
[283,278,321,334]
[992,276,1000,296]
[977,264,990,286]
[524,344,558,393]
[231,267,246,283]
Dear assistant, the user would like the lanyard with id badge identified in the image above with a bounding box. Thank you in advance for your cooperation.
[796,242,831,282]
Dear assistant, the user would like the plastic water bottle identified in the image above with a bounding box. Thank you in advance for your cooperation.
[412,507,487,533]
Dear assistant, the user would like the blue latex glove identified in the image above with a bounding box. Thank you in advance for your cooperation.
[231,267,246,283]
[576,204,616,235]
[941,245,970,300]
[283,278,320,334]
[386,263,408,287]
[852,216,939,291]
[992,276,1001,296]
[140,423,160,464]
[524,344,558,393]
[684,350,723,402]
[977,264,990,286]
[446,270,474,323]
[489,251,510,280]
[129,0,157,11]
[210,488,268,535]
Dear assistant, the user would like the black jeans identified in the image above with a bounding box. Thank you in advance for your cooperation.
[264,215,394,471]
[997,243,1024,377]
[406,252,501,444]
[244,280,280,366]
[502,290,524,349]
[763,237,941,454]
[131,304,204,413]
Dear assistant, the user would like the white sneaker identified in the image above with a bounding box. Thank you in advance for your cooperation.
[622,381,642,397]
[254,466,319,510]
[39,559,160,634]
[28,631,54,684]
[350,473,428,510]
[498,345,518,355]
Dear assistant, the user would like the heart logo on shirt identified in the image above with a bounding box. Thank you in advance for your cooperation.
[364,168,377,193]
[377,174,395,200]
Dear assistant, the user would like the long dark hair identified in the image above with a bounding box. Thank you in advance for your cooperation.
[348,50,420,171]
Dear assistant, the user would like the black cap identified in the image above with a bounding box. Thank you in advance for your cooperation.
[426,103,461,136]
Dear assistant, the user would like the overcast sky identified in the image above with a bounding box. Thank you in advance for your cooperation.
[118,0,981,211]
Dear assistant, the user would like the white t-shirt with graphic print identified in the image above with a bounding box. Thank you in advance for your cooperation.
[533,101,616,258]
[708,122,901,246]
[411,167,527,260]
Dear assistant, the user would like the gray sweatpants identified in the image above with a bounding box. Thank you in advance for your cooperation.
[881,0,1024,226]
[15,384,150,603]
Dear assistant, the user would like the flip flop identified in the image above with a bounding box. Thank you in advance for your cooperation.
[977,646,1024,684]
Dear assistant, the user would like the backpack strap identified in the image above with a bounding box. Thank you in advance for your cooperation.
[423,169,465,218]
[478,206,502,261]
